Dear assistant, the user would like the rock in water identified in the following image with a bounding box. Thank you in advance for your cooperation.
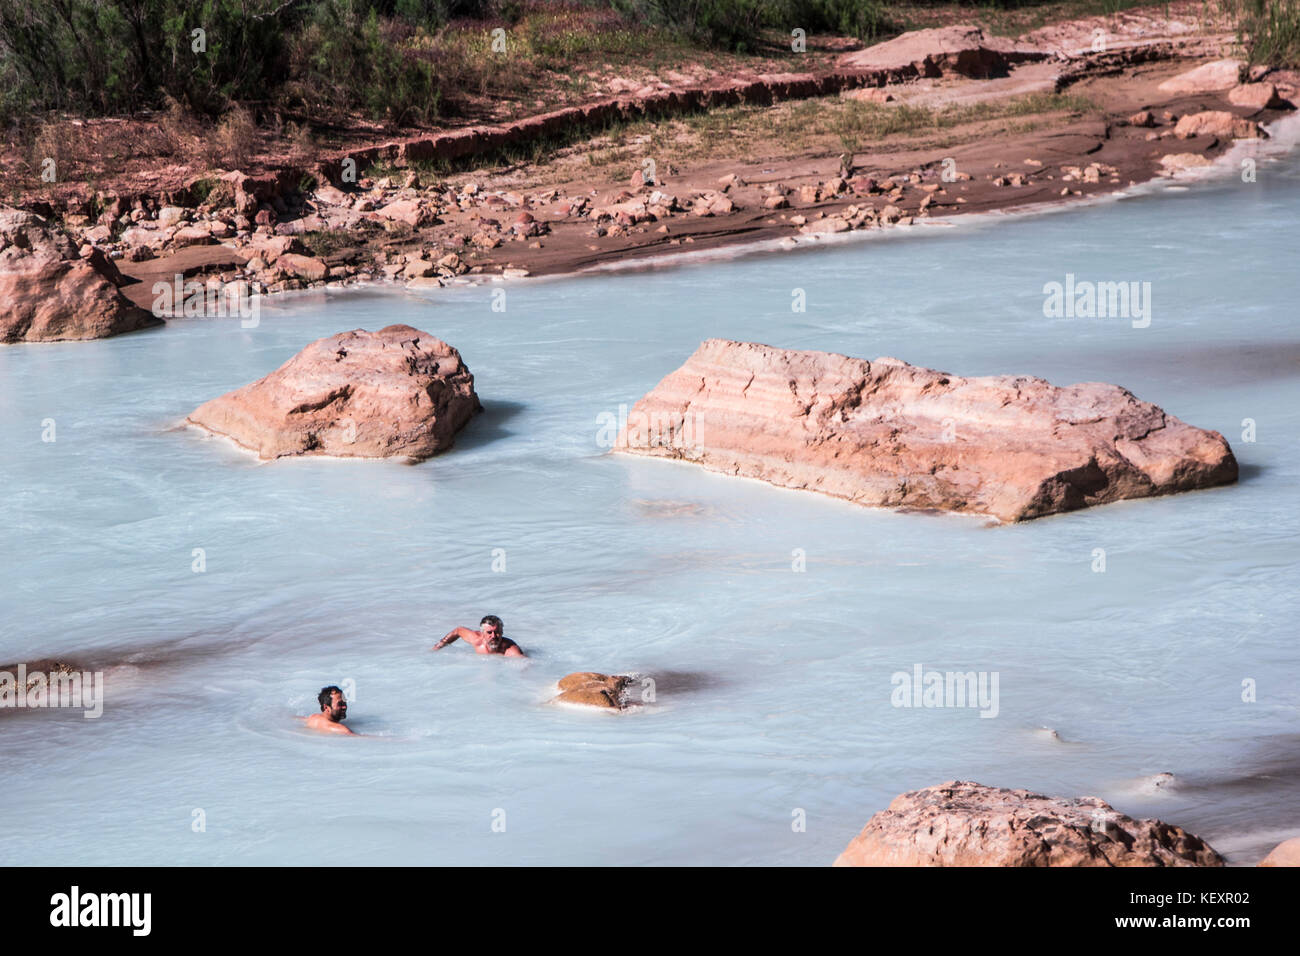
[834,781,1224,866]
[554,673,631,709]
[0,208,161,343]
[187,325,482,460]
[1258,837,1300,867]
[613,340,1236,523]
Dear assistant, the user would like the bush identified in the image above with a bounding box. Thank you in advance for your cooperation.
[203,105,257,168]
[794,0,891,42]
[1227,0,1300,68]
[610,0,767,51]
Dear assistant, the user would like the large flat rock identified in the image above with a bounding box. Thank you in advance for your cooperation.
[187,324,481,460]
[613,339,1236,523]
[834,781,1224,866]
[837,25,1047,78]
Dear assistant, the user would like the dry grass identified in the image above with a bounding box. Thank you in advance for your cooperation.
[556,90,1100,172]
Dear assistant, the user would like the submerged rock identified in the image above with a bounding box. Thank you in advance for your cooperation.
[613,339,1237,523]
[833,781,1224,866]
[187,324,481,460]
[554,673,631,709]
[0,208,160,343]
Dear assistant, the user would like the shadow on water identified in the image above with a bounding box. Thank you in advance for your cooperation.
[453,400,528,452]
[642,670,727,695]
[1237,463,1266,483]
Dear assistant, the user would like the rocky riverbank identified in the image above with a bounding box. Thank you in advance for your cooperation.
[3,6,1295,342]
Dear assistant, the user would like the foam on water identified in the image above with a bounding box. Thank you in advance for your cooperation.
[1,144,1298,865]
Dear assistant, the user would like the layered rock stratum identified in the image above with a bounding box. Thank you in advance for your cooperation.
[834,781,1224,866]
[0,207,160,343]
[187,324,481,460]
[613,340,1237,522]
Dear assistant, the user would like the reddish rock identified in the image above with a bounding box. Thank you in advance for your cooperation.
[186,325,482,460]
[613,340,1237,523]
[838,25,1046,79]
[1159,152,1214,172]
[1258,837,1300,866]
[78,245,129,287]
[247,235,300,263]
[554,673,631,709]
[1174,110,1264,140]
[834,781,1224,866]
[800,216,850,234]
[0,208,160,343]
[314,184,352,206]
[276,253,329,282]
[1157,59,1243,94]
[843,87,896,103]
[172,224,214,248]
[376,200,433,228]
[1127,110,1156,127]
[1227,82,1285,113]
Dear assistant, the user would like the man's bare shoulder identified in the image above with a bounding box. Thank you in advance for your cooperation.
[303,714,355,735]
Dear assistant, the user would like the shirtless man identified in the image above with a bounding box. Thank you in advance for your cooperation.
[303,685,356,735]
[433,615,525,657]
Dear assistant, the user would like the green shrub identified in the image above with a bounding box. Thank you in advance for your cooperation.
[1227,0,1300,68]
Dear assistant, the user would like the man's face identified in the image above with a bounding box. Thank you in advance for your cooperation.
[325,691,348,722]
[481,621,501,640]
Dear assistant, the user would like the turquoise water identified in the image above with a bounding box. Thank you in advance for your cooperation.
[1,143,1297,865]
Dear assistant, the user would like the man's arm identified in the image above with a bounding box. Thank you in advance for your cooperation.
[503,640,525,658]
[432,626,473,650]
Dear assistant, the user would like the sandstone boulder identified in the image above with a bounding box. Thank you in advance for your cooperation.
[1157,59,1243,94]
[1228,82,1285,113]
[376,200,433,229]
[0,208,161,343]
[1159,152,1214,172]
[1174,110,1264,140]
[834,781,1224,866]
[187,324,481,460]
[1258,837,1300,866]
[554,673,631,709]
[838,26,1046,79]
[277,253,329,282]
[613,340,1236,523]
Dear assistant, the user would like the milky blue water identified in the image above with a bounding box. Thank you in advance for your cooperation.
[2,143,1297,866]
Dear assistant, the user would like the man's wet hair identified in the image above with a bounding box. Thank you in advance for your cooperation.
[480,615,503,631]
[318,685,343,711]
